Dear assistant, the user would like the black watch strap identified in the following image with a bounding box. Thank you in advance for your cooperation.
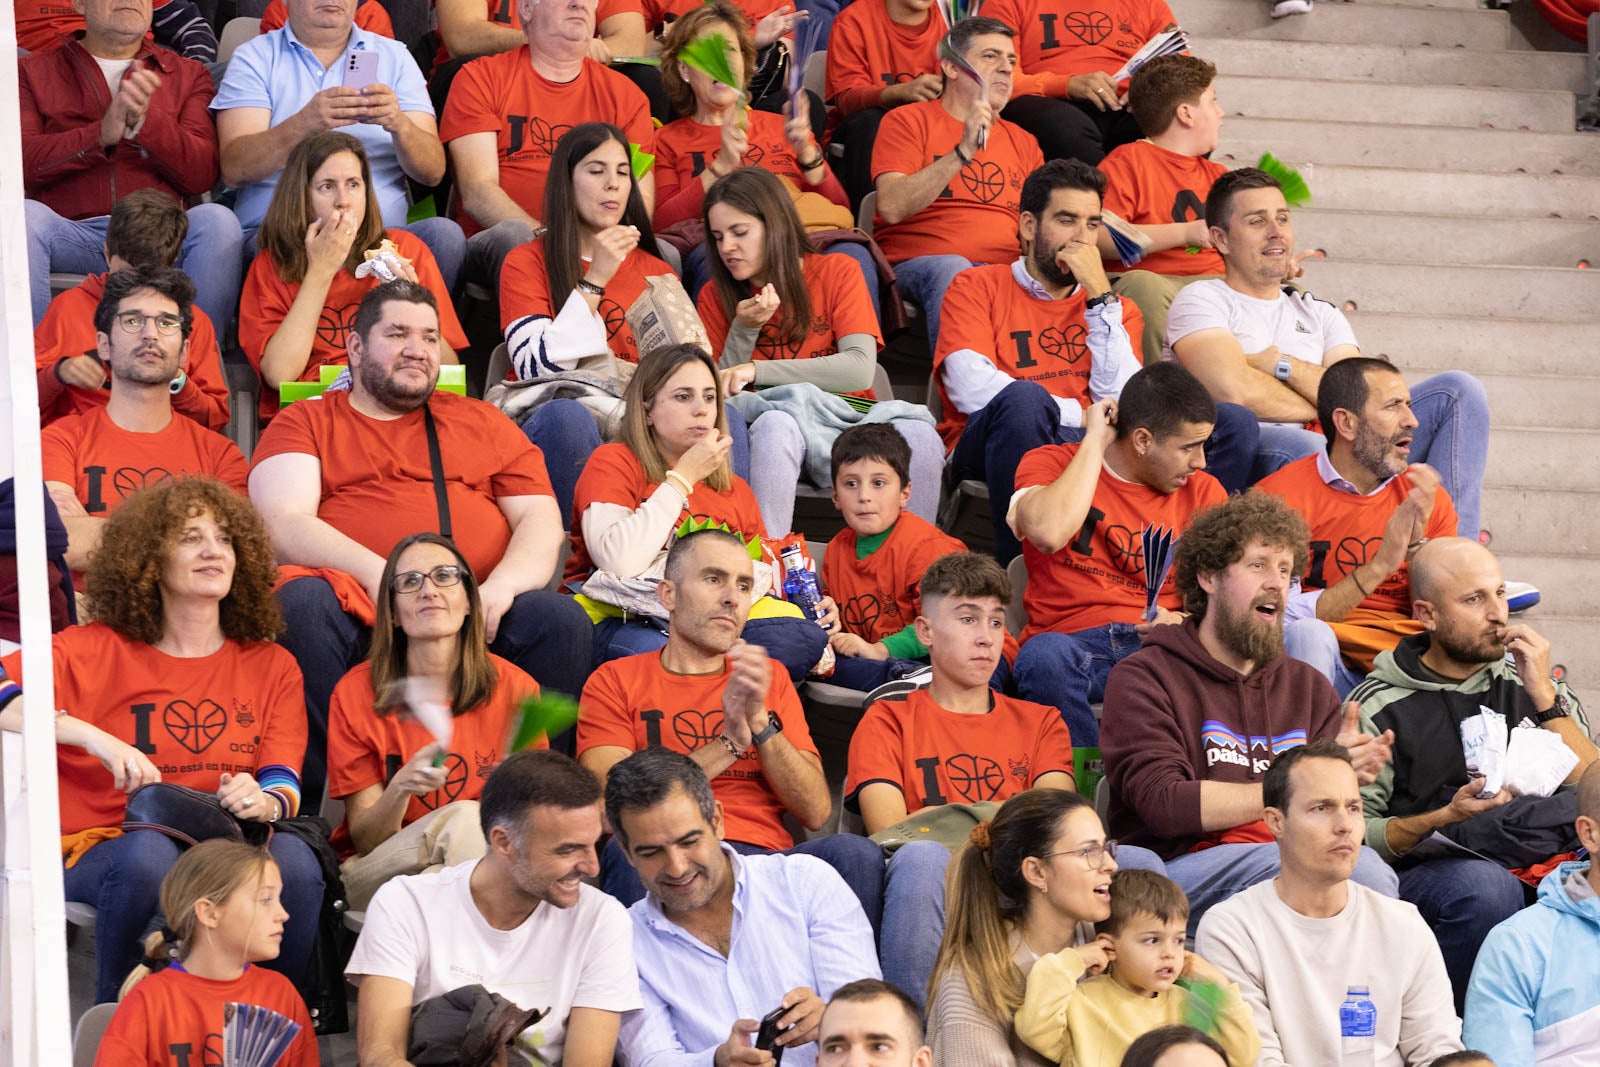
[1535,694,1572,724]
[751,711,783,746]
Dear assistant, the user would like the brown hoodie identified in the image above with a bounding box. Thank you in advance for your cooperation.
[1101,618,1342,859]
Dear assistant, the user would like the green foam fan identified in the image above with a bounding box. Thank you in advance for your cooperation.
[678,32,745,98]
[1177,977,1232,1037]
[509,691,581,752]
[629,142,656,179]
[1257,151,1311,206]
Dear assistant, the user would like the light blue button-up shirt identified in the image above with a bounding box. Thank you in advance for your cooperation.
[212,23,433,229]
[619,845,882,1067]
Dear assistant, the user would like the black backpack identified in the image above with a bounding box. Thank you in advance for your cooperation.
[272,816,356,1035]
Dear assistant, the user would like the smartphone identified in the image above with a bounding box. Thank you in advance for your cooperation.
[754,1005,788,1064]
[341,49,379,90]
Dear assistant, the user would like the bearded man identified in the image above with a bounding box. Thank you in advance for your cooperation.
[1350,535,1595,1008]
[1099,489,1400,933]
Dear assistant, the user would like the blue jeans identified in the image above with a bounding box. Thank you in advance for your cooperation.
[1015,623,1143,747]
[892,253,976,350]
[600,833,885,937]
[63,829,324,1003]
[276,577,594,812]
[1167,841,1398,936]
[403,215,468,293]
[593,611,828,684]
[1398,857,1527,1013]
[1283,616,1367,695]
[26,199,244,329]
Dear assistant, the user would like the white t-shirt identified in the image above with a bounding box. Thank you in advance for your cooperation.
[1164,279,1358,369]
[347,858,642,1065]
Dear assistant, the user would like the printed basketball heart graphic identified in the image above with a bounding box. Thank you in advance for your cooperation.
[1064,11,1112,45]
[1335,536,1384,574]
[1037,324,1088,365]
[112,466,175,498]
[316,302,359,349]
[946,753,1006,802]
[842,594,883,635]
[600,298,627,338]
[530,119,574,154]
[163,699,228,754]
[673,708,727,750]
[1103,524,1145,575]
[961,161,1005,203]
[755,329,804,360]
[742,145,766,166]
[418,752,469,810]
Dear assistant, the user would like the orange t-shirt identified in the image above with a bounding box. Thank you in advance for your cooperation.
[1256,454,1460,615]
[34,274,230,432]
[578,650,817,850]
[15,0,83,51]
[566,441,766,584]
[643,0,787,29]
[981,0,1177,82]
[96,964,319,1067]
[845,689,1074,810]
[822,514,964,643]
[238,228,467,422]
[440,51,654,237]
[2,623,306,836]
[931,264,1147,450]
[250,389,555,580]
[260,0,394,35]
[498,237,674,368]
[1014,442,1226,639]
[326,656,543,858]
[824,0,942,116]
[652,110,848,230]
[697,252,883,365]
[1097,139,1226,276]
[870,99,1043,266]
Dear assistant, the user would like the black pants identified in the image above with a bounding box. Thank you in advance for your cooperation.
[831,105,889,213]
[1001,95,1144,165]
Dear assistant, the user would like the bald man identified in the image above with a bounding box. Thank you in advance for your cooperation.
[1463,761,1600,1064]
[1350,536,1597,1009]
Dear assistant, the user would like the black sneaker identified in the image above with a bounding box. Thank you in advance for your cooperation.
[863,665,935,706]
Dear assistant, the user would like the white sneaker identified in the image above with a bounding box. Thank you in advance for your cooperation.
[863,665,935,706]
[1272,0,1313,16]
[1506,580,1541,614]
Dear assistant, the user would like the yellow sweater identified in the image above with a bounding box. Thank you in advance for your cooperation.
[1013,950,1262,1067]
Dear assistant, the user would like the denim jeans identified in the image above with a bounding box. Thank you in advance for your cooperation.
[599,832,885,937]
[1283,616,1367,696]
[1015,623,1143,747]
[892,253,977,350]
[403,215,468,293]
[1167,841,1399,936]
[593,612,828,684]
[276,577,594,812]
[26,199,244,329]
[64,829,324,1003]
[1398,856,1528,1013]
[465,219,537,292]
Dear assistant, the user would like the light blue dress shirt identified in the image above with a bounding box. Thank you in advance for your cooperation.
[212,24,433,229]
[619,845,882,1067]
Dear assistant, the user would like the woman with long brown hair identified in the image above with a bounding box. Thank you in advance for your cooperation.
[326,533,545,909]
[240,131,466,421]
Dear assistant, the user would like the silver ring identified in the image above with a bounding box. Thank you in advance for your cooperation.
[243,797,254,807]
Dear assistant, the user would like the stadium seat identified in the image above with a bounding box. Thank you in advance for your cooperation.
[1005,555,1027,638]
[217,17,260,64]
[279,363,467,405]
[72,1003,117,1067]
[803,50,827,100]
[925,375,993,554]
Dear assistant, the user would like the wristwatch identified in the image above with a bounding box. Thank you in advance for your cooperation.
[1274,357,1293,381]
[1085,292,1119,309]
[750,712,784,747]
[1535,693,1573,725]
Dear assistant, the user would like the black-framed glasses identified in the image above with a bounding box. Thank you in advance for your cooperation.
[115,312,183,336]
[1038,840,1118,869]
[392,565,464,594]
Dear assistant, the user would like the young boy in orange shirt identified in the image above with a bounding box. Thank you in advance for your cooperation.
[1095,54,1228,362]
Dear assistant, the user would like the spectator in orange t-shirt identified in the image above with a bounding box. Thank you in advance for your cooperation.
[0,478,323,1004]
[440,0,656,288]
[578,528,884,919]
[260,0,394,36]
[42,267,248,588]
[94,841,319,1067]
[871,17,1043,349]
[1096,54,1228,362]
[699,167,945,536]
[983,0,1172,164]
[1008,362,1228,744]
[34,190,229,432]
[327,533,546,909]
[250,280,592,811]
[240,132,467,423]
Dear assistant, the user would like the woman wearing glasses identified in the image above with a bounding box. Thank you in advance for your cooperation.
[325,533,546,909]
[926,789,1165,1066]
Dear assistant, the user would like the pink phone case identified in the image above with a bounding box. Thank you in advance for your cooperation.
[342,50,379,90]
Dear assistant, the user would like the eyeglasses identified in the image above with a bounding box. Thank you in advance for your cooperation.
[1038,840,1118,869]
[115,313,183,336]
[392,565,464,594]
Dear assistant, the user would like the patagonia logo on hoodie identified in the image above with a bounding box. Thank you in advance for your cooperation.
[1202,721,1307,774]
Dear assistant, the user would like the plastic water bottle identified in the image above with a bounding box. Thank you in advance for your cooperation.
[1339,986,1377,1066]
[780,545,823,623]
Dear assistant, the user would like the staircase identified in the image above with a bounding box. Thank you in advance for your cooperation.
[1168,0,1600,690]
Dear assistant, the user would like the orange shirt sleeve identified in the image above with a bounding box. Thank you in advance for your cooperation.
[253,644,309,779]
[1029,698,1077,782]
[498,239,554,333]
[576,659,642,757]
[173,309,231,431]
[845,698,910,808]
[695,279,733,355]
[328,664,387,800]
[824,4,886,114]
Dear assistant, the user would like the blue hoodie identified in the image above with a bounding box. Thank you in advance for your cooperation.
[1462,861,1600,1065]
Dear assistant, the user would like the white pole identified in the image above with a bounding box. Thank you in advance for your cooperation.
[0,0,74,1056]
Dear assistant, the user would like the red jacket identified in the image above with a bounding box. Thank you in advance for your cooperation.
[20,35,219,220]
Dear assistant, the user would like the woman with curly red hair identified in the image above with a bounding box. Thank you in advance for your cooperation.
[0,477,323,1004]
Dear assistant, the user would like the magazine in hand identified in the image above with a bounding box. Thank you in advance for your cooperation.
[1111,25,1189,82]
[224,1002,304,1067]
[1101,209,1155,266]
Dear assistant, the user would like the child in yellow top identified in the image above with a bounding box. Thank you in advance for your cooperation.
[1014,870,1261,1067]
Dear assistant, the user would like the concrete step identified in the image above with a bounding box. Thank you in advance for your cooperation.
[1215,120,1600,177]
[1171,0,1508,49]
[1218,74,1576,133]
[1192,36,1589,93]
[1495,553,1600,618]
[1398,372,1600,431]
[1482,486,1600,556]
[1292,208,1599,267]
[1271,163,1600,219]
[1484,427,1600,493]
[1350,312,1595,378]
[1518,616,1597,691]
[1300,258,1600,319]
